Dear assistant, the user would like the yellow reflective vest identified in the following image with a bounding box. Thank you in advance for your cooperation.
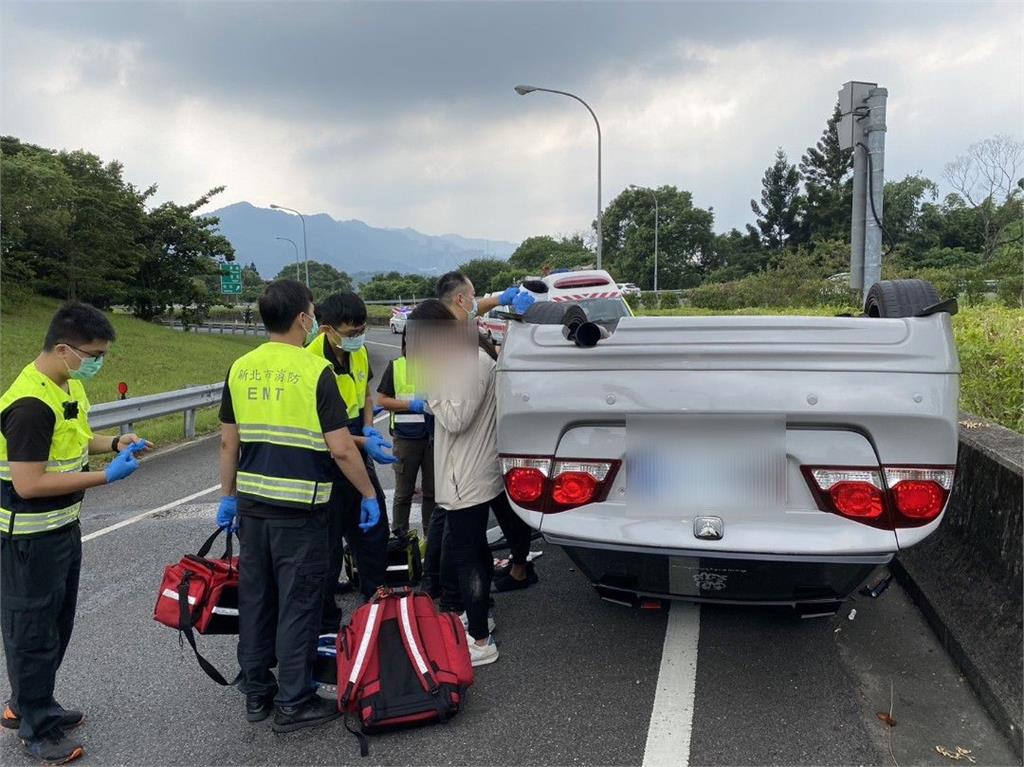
[389,356,429,438]
[228,342,336,510]
[306,332,369,421]
[0,363,92,536]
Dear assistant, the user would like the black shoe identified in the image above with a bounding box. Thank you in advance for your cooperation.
[492,562,539,592]
[3,704,84,732]
[246,691,275,723]
[21,730,84,765]
[272,695,340,733]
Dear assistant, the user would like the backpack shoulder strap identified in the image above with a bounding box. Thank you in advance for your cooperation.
[341,598,386,706]
[177,575,236,686]
[396,594,439,694]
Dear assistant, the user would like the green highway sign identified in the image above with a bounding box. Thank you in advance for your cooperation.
[220,263,242,295]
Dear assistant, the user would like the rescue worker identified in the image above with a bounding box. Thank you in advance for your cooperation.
[376,330,434,564]
[309,293,395,631]
[1,301,152,765]
[217,279,379,732]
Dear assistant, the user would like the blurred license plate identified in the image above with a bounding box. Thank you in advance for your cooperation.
[625,415,786,516]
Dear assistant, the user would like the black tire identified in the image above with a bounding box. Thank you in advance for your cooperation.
[863,279,941,318]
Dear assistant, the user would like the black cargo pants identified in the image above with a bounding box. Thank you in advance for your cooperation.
[236,510,328,709]
[1,523,81,741]
[321,456,389,632]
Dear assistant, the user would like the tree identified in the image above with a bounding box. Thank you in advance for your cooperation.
[273,260,352,302]
[359,272,434,302]
[944,135,1024,262]
[129,186,235,320]
[507,235,592,274]
[799,103,853,242]
[456,258,508,295]
[706,228,768,281]
[750,148,803,254]
[880,174,939,256]
[240,262,265,302]
[601,185,714,289]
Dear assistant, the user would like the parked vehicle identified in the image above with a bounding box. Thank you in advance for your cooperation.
[495,279,958,614]
[545,270,633,325]
[618,282,641,297]
[478,308,507,345]
[389,310,409,334]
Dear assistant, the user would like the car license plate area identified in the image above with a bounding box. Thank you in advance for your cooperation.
[624,414,786,518]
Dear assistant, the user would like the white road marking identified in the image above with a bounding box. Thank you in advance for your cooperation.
[373,411,389,424]
[82,483,220,543]
[642,603,701,767]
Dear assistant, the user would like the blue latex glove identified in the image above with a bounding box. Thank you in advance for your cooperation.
[408,398,426,415]
[362,425,384,441]
[365,434,399,465]
[216,496,238,531]
[104,443,144,483]
[498,286,519,306]
[359,497,381,532]
[512,290,536,314]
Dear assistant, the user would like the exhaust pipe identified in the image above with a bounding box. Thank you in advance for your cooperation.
[563,320,610,348]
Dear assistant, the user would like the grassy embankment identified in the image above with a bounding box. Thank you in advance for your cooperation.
[1,298,262,451]
[638,304,1023,433]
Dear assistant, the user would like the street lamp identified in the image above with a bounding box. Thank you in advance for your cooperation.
[270,203,309,286]
[514,84,603,269]
[630,185,659,292]
[275,237,301,282]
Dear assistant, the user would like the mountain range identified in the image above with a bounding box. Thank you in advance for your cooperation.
[205,202,517,281]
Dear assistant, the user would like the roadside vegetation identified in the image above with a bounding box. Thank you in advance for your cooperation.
[1,298,261,447]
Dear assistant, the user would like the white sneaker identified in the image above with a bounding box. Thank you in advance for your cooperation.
[460,611,496,634]
[467,635,499,667]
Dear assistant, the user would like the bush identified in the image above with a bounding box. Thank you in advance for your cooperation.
[659,292,681,309]
[639,292,659,309]
[997,275,1023,308]
[953,305,1023,432]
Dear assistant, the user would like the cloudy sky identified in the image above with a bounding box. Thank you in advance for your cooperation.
[3,1,1021,244]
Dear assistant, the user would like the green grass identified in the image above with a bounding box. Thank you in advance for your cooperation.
[1,298,262,450]
[635,303,1023,433]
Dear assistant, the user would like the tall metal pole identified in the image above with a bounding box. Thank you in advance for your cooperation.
[862,87,888,298]
[514,85,602,268]
[271,204,310,287]
[850,139,867,293]
[630,185,659,291]
[276,236,301,281]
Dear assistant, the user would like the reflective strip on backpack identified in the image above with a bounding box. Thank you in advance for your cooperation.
[236,472,332,506]
[0,502,82,536]
[237,423,328,451]
[399,596,430,677]
[161,588,198,605]
[394,414,426,424]
[348,602,382,688]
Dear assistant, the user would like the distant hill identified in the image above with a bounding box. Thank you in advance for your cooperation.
[205,202,517,280]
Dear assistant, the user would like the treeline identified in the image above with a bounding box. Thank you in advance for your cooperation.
[0,136,237,319]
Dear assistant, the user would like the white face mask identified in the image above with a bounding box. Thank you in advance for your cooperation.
[461,295,478,321]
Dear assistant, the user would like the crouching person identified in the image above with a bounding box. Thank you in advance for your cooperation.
[216,280,379,732]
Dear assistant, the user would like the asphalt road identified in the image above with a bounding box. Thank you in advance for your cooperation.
[1,327,1018,766]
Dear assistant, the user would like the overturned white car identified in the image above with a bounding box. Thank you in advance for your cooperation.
[495,280,959,614]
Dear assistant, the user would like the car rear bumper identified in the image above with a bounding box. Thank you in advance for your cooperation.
[547,534,890,608]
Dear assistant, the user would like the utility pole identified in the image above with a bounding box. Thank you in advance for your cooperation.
[862,87,888,295]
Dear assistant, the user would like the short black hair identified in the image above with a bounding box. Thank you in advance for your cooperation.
[436,271,471,303]
[259,279,314,333]
[409,298,456,322]
[43,302,116,351]
[316,292,367,328]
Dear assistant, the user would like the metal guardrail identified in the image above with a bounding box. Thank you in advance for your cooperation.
[161,320,266,336]
[89,383,222,439]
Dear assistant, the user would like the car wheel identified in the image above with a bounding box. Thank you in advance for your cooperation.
[863,279,941,318]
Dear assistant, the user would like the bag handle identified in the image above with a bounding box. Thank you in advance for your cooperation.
[197,527,224,558]
[176,575,236,687]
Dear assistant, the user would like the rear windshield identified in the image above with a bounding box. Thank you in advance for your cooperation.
[572,297,632,322]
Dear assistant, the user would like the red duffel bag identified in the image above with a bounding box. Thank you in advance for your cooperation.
[154,527,239,685]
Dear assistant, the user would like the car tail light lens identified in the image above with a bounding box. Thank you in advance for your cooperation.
[500,455,619,513]
[802,465,955,529]
[885,467,954,524]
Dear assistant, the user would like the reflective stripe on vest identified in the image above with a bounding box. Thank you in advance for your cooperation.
[389,356,425,430]
[228,342,336,510]
[306,333,369,420]
[0,363,92,536]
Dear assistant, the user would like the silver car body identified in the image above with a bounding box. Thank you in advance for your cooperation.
[496,313,959,608]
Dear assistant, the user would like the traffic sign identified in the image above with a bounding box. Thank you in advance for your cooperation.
[220,262,242,295]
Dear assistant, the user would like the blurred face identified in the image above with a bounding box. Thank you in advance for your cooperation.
[406,319,478,400]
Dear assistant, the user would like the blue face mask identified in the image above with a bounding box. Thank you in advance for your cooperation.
[302,314,319,346]
[465,296,479,321]
[340,333,366,352]
[66,348,104,380]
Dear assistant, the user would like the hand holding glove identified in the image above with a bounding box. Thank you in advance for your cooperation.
[359,497,381,532]
[365,434,398,465]
[407,398,426,415]
[216,496,238,531]
[498,286,520,306]
[104,441,146,483]
[512,290,536,315]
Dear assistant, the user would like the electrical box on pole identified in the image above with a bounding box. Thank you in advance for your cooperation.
[838,81,886,303]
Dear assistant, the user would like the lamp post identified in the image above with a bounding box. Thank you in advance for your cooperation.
[629,185,659,292]
[514,84,602,269]
[270,204,309,286]
[275,237,301,282]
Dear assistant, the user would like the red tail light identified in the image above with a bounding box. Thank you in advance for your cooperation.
[802,466,954,529]
[501,456,619,513]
